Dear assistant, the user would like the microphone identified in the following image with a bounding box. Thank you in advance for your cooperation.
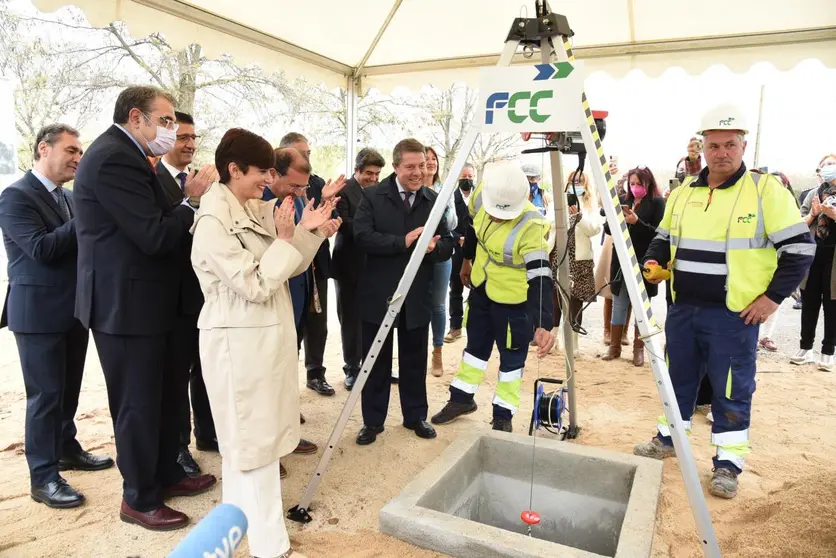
[169,503,248,558]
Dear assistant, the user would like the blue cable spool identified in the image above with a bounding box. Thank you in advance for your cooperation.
[529,378,567,436]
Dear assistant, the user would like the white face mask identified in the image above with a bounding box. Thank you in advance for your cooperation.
[141,113,177,156]
[821,165,836,184]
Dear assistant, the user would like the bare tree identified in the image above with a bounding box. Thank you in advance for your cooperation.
[469,132,523,183]
[0,1,123,169]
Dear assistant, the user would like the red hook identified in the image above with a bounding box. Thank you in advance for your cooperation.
[521,510,541,525]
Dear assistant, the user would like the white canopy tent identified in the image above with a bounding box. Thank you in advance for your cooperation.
[32,0,836,169]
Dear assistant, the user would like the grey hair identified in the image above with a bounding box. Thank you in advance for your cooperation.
[279,132,308,147]
[33,123,79,161]
[463,162,475,171]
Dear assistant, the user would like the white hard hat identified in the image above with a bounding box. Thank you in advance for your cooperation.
[482,163,529,220]
[521,163,542,178]
[697,104,749,136]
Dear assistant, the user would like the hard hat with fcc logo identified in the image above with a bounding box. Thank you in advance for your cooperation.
[697,104,750,136]
[482,162,530,220]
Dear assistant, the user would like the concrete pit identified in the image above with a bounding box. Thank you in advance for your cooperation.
[380,430,663,558]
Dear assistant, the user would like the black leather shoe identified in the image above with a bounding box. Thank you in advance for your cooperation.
[404,421,437,439]
[31,478,85,509]
[177,446,202,477]
[344,373,358,390]
[306,377,335,396]
[356,425,384,446]
[59,449,115,472]
[195,438,219,452]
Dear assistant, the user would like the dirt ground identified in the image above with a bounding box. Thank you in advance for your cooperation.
[1,288,835,558]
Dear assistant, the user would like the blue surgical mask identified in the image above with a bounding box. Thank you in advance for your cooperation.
[568,186,585,196]
[821,165,836,184]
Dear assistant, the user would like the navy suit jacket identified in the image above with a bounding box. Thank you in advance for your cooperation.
[72,125,194,335]
[0,171,79,333]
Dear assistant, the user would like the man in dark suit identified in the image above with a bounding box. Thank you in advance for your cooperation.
[353,138,454,446]
[73,85,216,531]
[0,124,114,509]
[272,132,344,397]
[279,132,341,396]
[445,163,476,343]
[155,111,218,477]
[333,148,385,390]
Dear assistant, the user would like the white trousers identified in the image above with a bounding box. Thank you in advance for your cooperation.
[221,458,290,558]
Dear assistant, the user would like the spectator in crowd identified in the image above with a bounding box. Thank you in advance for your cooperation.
[792,153,836,371]
[600,166,665,367]
[445,163,475,344]
[333,147,385,390]
[423,146,458,377]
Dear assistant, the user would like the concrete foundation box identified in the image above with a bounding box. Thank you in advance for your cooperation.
[380,431,663,558]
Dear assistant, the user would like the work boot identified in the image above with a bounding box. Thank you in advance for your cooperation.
[431,346,444,377]
[709,467,739,499]
[600,325,623,361]
[621,307,632,346]
[492,418,512,432]
[431,400,478,425]
[632,326,645,367]
[444,329,462,343]
[633,437,676,460]
[603,298,613,345]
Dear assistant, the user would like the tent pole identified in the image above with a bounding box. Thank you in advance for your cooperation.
[753,84,766,169]
[345,75,359,176]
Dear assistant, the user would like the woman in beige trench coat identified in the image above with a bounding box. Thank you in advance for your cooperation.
[190,129,338,558]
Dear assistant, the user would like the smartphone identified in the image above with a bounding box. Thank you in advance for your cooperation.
[566,192,578,206]
[669,178,681,191]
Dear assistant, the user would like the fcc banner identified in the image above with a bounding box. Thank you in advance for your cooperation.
[477,61,585,133]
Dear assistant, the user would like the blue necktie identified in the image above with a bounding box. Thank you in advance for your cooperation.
[177,172,187,193]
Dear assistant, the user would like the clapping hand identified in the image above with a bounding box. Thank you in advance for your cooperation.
[811,195,822,217]
[299,198,336,232]
[274,196,295,241]
[318,216,342,238]
[184,164,218,198]
[426,235,441,254]
[322,174,347,201]
[405,227,424,248]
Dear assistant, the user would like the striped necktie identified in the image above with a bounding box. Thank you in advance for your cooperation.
[53,187,70,220]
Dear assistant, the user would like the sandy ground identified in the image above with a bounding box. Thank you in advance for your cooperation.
[1,283,836,558]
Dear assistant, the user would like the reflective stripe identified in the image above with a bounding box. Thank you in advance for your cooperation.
[715,448,745,470]
[451,377,479,394]
[503,210,544,265]
[492,394,519,414]
[526,267,551,280]
[656,226,670,239]
[498,368,523,382]
[777,243,817,257]
[728,236,770,249]
[473,192,483,214]
[463,351,488,370]
[768,221,809,244]
[657,416,691,438]
[523,250,549,263]
[711,429,749,446]
[673,260,728,275]
[674,237,726,252]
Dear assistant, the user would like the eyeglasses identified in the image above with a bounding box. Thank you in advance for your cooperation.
[143,112,179,132]
[176,134,200,142]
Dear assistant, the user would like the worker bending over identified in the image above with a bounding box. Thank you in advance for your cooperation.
[636,104,814,498]
[431,163,555,432]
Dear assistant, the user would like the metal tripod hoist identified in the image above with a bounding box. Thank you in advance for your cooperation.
[288,2,721,556]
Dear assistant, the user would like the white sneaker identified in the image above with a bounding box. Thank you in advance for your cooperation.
[790,349,816,365]
[819,354,834,372]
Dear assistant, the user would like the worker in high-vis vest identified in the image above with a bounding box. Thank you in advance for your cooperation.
[431,162,555,432]
[635,103,814,499]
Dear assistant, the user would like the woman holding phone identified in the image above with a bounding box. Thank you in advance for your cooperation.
[600,166,665,366]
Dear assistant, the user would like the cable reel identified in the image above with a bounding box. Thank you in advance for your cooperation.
[528,378,569,437]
